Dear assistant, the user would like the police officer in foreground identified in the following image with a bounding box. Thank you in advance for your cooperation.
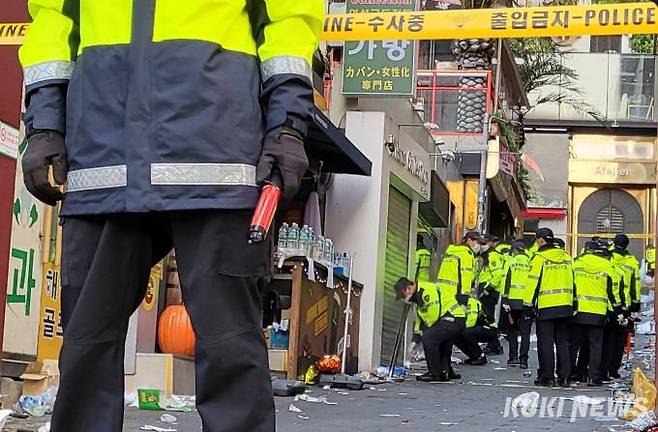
[502,241,531,369]
[395,277,466,382]
[454,296,501,365]
[437,231,483,306]
[523,228,575,387]
[570,241,623,386]
[19,1,324,430]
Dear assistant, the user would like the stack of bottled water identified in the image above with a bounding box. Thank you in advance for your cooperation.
[276,222,339,266]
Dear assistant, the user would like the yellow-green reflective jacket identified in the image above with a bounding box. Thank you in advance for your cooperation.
[465,297,482,328]
[573,253,622,325]
[436,244,476,305]
[414,280,466,331]
[415,248,431,282]
[611,251,641,312]
[479,249,506,293]
[502,252,530,309]
[647,247,655,271]
[523,246,575,320]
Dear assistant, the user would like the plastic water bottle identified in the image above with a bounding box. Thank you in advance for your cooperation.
[313,236,325,261]
[300,225,311,256]
[289,223,300,255]
[324,238,334,264]
[277,223,289,255]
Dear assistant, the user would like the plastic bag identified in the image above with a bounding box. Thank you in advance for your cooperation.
[624,368,657,420]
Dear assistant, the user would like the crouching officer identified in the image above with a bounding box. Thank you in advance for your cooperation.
[454,297,502,365]
[502,241,531,369]
[571,241,623,386]
[395,277,466,382]
[523,228,575,387]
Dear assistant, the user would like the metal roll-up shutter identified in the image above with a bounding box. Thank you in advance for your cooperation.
[380,186,412,365]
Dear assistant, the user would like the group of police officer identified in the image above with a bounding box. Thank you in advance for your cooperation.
[395,228,649,387]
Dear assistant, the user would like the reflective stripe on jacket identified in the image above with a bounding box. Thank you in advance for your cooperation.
[20,0,324,215]
[523,245,575,320]
[573,253,621,325]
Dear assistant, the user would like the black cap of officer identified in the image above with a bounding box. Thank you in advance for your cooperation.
[484,234,499,243]
[512,240,526,252]
[536,228,555,244]
[554,238,565,249]
[463,231,484,243]
[613,234,630,250]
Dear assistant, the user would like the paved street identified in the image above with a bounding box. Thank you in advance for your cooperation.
[6,341,630,432]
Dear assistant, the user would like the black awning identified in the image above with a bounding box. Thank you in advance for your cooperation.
[305,107,372,176]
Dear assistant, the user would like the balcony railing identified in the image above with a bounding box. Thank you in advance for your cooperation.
[526,53,656,123]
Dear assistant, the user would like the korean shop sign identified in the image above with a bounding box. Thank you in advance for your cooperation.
[342,0,418,96]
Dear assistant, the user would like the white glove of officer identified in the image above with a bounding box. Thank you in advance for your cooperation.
[502,303,511,313]
[616,314,626,326]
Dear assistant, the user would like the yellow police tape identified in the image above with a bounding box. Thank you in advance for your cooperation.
[1,3,656,46]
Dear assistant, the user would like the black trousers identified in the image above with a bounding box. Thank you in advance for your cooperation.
[569,324,604,382]
[536,318,571,381]
[52,211,274,432]
[506,310,532,363]
[454,325,499,360]
[422,317,466,376]
[602,318,627,377]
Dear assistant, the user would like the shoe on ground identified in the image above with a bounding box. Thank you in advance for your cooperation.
[448,369,462,380]
[464,358,473,366]
[519,362,529,370]
[557,378,571,388]
[416,373,448,383]
[587,379,603,387]
[609,372,621,379]
[470,355,488,366]
[534,377,555,387]
[507,358,520,366]
[570,374,586,383]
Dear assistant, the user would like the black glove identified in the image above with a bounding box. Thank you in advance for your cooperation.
[523,306,535,320]
[22,131,68,206]
[412,333,422,344]
[256,125,308,203]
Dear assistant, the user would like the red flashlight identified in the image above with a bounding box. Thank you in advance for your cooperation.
[248,170,283,244]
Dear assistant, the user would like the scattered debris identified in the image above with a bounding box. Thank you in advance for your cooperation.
[627,411,656,430]
[571,396,606,406]
[594,415,620,422]
[636,321,655,335]
[493,367,507,371]
[288,404,303,413]
[522,371,533,377]
[489,360,500,364]
[298,415,310,420]
[17,387,57,416]
[450,357,463,365]
[37,422,50,432]
[140,427,177,432]
[379,414,401,417]
[438,422,456,426]
[323,385,331,390]
[160,414,177,424]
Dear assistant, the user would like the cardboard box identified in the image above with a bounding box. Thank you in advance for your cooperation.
[268,349,288,372]
[21,360,59,395]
